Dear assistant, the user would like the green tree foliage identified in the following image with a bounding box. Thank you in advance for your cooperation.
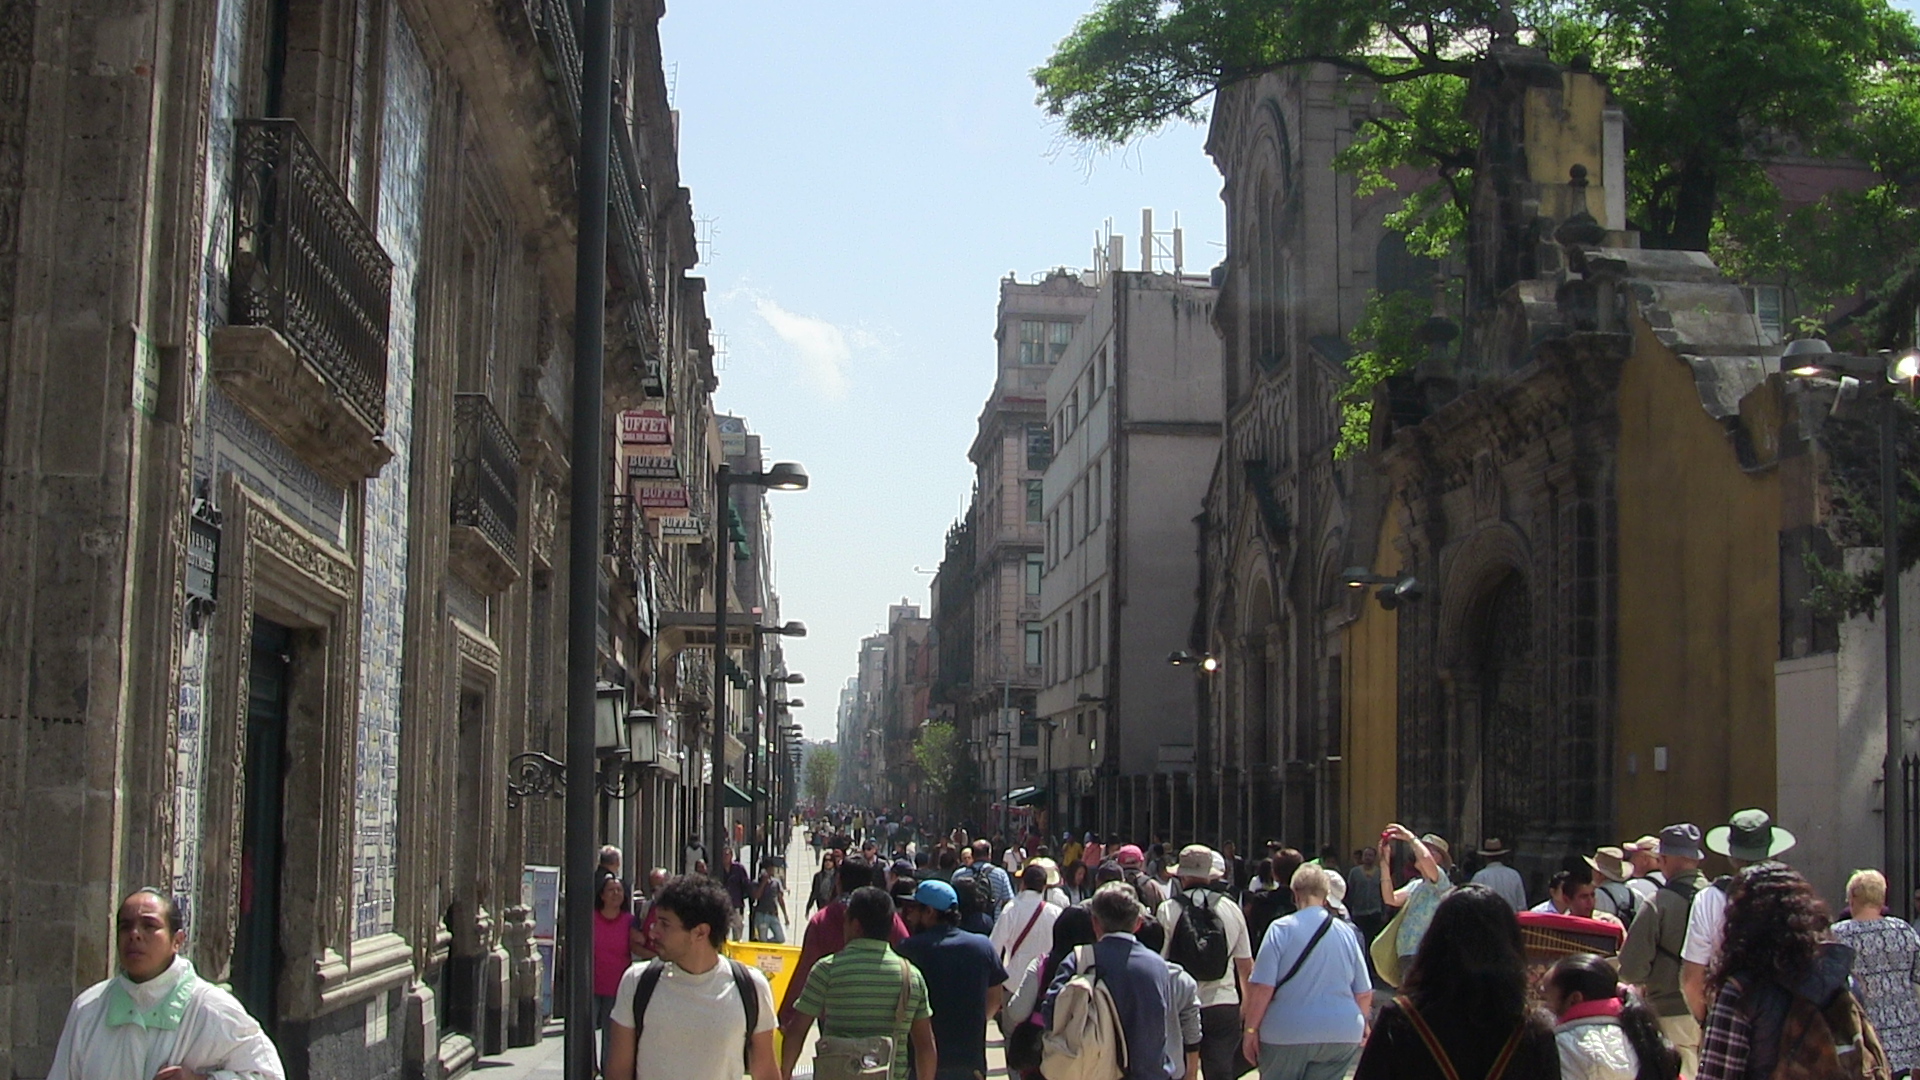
[804,745,838,807]
[1036,0,1920,442]
[1337,290,1432,457]
[1802,394,1920,620]
[911,721,962,810]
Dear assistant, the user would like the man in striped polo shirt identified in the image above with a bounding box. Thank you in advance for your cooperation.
[780,887,935,1080]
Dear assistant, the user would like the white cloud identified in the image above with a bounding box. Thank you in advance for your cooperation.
[754,298,856,399]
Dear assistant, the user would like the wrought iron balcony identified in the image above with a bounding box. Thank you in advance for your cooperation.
[451,393,522,592]
[606,493,639,581]
[213,118,393,487]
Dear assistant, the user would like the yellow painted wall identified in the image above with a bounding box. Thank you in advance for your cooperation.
[1342,510,1402,855]
[1527,73,1614,229]
[1614,314,1782,842]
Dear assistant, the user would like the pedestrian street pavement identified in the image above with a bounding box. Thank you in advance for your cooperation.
[474,825,1011,1079]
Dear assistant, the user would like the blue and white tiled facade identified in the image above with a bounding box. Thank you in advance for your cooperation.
[354,12,430,943]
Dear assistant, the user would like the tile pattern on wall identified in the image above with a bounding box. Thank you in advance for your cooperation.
[354,10,430,942]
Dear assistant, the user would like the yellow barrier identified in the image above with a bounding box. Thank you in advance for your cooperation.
[725,940,803,1015]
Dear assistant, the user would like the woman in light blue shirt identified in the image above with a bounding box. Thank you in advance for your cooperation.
[1239,864,1374,1080]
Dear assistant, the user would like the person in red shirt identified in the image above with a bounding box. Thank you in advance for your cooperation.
[776,857,909,1026]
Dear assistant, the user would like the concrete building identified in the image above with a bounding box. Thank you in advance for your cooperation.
[935,270,1098,825]
[878,602,934,815]
[1036,270,1222,839]
[0,0,750,1076]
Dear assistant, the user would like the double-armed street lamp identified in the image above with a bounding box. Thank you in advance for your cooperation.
[1339,568,1425,611]
[710,463,808,872]
[1782,338,1917,914]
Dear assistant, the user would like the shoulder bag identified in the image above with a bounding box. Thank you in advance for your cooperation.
[812,955,914,1080]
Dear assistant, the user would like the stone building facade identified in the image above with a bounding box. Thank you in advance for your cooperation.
[1036,270,1221,839]
[0,0,733,1077]
[1194,66,1406,857]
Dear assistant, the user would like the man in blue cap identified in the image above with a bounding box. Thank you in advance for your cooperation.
[896,879,1007,1080]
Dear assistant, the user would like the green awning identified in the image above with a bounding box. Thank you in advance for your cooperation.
[722,780,755,808]
[1005,785,1046,807]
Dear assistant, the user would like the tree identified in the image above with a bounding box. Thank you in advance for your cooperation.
[804,745,837,808]
[1036,0,1920,449]
[911,721,962,815]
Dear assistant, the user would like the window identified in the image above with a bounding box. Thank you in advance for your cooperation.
[1090,592,1102,666]
[1096,350,1109,396]
[1024,624,1044,666]
[1079,599,1091,672]
[1753,285,1784,345]
[1026,480,1044,524]
[1019,757,1038,780]
[1068,388,1080,433]
[1047,514,1057,564]
[1048,623,1059,683]
[1026,423,1052,471]
[1089,461,1102,527]
[1049,321,1074,363]
[1019,320,1048,364]
[1025,553,1043,595]
[1063,493,1074,551]
[1064,611,1074,675]
[1020,720,1040,747]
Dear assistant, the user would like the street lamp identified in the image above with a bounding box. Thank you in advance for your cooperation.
[747,621,806,859]
[1785,339,1913,914]
[1340,567,1425,610]
[710,463,808,871]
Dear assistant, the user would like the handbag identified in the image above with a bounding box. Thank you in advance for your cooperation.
[1369,901,1409,987]
[1005,1014,1045,1073]
[813,955,914,1080]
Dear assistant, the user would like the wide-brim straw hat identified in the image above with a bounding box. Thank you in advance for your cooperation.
[1705,809,1795,861]
[1026,856,1063,887]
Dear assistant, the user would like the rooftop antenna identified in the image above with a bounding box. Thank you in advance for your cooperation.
[1138,209,1187,274]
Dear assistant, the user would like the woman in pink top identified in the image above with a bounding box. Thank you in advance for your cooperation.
[593,876,635,1068]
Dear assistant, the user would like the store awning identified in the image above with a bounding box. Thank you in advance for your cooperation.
[1005,785,1046,807]
[722,780,755,808]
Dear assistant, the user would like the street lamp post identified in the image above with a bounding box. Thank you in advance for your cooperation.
[748,624,804,859]
[710,463,808,873]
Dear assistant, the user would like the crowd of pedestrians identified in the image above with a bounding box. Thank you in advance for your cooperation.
[43,801,1920,1080]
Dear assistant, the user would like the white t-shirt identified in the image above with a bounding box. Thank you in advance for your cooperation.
[1157,887,1254,1007]
[611,958,776,1080]
[1680,883,1729,966]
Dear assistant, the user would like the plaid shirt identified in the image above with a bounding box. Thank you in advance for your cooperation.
[1696,978,1752,1080]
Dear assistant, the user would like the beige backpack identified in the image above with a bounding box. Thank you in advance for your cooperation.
[1040,944,1127,1080]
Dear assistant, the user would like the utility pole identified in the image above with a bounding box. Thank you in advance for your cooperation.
[564,1,611,1075]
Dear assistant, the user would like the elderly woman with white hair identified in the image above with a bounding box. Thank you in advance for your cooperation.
[1833,868,1920,1076]
[1239,863,1374,1080]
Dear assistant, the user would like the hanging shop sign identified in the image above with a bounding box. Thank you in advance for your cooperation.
[620,409,671,446]
[634,482,689,511]
[657,515,706,543]
[626,455,682,482]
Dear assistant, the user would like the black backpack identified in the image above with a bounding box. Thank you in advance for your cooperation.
[953,867,998,922]
[1598,880,1639,927]
[1167,888,1232,982]
[630,958,760,1070]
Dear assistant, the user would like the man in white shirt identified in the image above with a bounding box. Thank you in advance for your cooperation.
[1469,838,1528,910]
[1157,845,1253,1080]
[1679,809,1795,1021]
[605,876,779,1080]
[990,865,1061,988]
[48,888,285,1080]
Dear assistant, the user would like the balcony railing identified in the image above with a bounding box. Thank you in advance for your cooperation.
[230,119,392,432]
[452,394,521,588]
[606,493,637,581]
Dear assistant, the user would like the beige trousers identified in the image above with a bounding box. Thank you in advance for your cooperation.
[1659,1013,1701,1078]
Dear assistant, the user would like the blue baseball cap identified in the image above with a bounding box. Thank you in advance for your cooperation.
[912,880,959,912]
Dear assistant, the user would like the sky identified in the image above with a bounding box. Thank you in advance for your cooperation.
[660,4,1228,742]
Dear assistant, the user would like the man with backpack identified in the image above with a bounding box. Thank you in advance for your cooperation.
[1157,845,1254,1080]
[603,876,779,1080]
[953,839,1012,934]
[1043,883,1174,1080]
[1617,822,1707,1076]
